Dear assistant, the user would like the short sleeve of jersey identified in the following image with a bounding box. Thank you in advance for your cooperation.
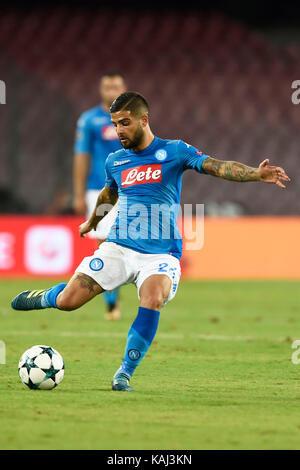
[105,154,118,190]
[177,140,210,173]
[74,113,92,154]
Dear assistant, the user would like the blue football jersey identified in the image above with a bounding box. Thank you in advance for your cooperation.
[105,137,210,260]
[74,105,122,190]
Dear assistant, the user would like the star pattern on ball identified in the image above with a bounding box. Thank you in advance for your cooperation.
[28,378,39,390]
[23,355,39,373]
[41,364,60,380]
[40,346,56,358]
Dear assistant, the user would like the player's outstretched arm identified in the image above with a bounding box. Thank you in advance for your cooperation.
[79,185,118,237]
[201,157,290,189]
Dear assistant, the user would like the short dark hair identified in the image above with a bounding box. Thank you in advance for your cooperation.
[110,91,149,117]
[101,71,125,81]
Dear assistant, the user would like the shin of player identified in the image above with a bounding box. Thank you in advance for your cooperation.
[112,275,170,390]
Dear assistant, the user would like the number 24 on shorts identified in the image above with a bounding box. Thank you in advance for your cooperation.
[158,263,168,272]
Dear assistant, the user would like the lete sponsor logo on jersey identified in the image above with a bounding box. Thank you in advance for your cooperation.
[121,164,162,186]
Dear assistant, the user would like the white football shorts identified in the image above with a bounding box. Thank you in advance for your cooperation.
[85,189,118,239]
[75,241,181,307]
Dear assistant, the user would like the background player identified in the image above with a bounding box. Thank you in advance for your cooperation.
[12,92,291,392]
[73,72,126,320]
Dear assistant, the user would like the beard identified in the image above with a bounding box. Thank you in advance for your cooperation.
[120,124,144,150]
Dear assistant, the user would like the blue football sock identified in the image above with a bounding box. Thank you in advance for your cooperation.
[117,306,160,377]
[41,283,67,309]
[103,289,119,310]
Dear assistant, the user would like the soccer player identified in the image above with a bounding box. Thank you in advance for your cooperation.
[11,92,290,391]
[73,72,126,320]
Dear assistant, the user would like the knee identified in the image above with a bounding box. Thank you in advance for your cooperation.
[140,293,165,311]
[56,291,78,311]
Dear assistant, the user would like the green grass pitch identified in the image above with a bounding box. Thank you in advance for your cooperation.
[1,278,300,450]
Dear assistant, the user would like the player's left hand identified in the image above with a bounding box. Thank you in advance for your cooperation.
[258,159,291,189]
[79,220,96,238]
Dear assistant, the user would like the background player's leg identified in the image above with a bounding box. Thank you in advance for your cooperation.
[112,275,171,391]
[86,190,121,320]
[103,287,121,319]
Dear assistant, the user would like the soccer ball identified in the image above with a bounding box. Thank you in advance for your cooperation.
[18,345,65,390]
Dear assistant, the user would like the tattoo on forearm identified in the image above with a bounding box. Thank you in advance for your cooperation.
[75,273,99,294]
[202,158,259,182]
[92,187,118,223]
[97,187,118,207]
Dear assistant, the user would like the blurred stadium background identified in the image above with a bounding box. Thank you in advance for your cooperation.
[1,0,300,279]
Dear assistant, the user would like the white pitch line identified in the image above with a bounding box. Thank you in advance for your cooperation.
[0,330,184,340]
[0,330,283,342]
[196,334,254,342]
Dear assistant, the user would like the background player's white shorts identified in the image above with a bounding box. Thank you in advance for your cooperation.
[86,189,118,239]
[75,241,181,307]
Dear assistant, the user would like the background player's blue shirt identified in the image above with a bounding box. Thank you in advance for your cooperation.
[105,137,210,260]
[74,105,121,190]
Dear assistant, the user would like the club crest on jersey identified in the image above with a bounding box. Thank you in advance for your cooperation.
[121,164,162,186]
[89,258,104,271]
[155,149,167,161]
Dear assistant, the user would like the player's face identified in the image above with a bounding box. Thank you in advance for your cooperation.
[111,110,145,150]
[100,76,126,107]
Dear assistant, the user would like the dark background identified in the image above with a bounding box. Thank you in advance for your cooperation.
[2,0,300,26]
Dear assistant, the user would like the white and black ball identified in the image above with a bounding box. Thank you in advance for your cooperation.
[18,345,64,390]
